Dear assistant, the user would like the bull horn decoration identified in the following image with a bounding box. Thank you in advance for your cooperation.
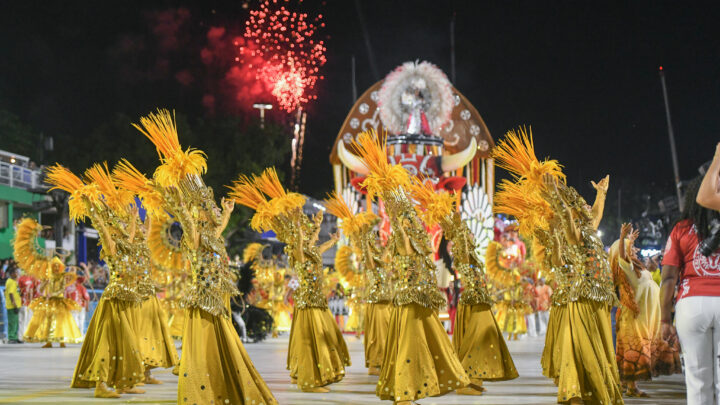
[440,137,477,172]
[338,141,370,175]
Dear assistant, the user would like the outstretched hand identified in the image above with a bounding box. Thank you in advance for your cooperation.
[591,175,610,194]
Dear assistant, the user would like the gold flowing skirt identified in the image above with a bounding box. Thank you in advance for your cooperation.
[71,298,145,389]
[129,296,179,369]
[494,300,530,335]
[453,303,518,384]
[287,307,351,389]
[178,307,277,405]
[164,298,185,340]
[376,303,469,402]
[24,297,82,343]
[364,302,391,369]
[545,300,623,404]
[345,301,365,333]
[272,302,292,333]
[541,304,564,379]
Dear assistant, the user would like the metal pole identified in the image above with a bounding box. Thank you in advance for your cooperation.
[450,13,456,84]
[354,0,379,81]
[659,67,683,211]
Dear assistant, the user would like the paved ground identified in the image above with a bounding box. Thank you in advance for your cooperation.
[0,334,686,404]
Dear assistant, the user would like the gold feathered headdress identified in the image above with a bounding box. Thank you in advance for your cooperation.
[242,243,266,264]
[407,178,456,226]
[45,164,100,222]
[492,127,563,236]
[12,218,50,278]
[323,191,378,236]
[112,159,164,216]
[351,130,410,200]
[83,162,135,215]
[228,168,305,232]
[133,109,207,187]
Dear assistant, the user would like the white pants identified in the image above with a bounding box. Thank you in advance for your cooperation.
[676,296,720,405]
[525,312,538,337]
[232,311,247,342]
[537,310,550,335]
[18,306,32,339]
[72,309,86,335]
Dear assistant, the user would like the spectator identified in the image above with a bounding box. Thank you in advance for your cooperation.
[661,177,720,404]
[17,271,40,341]
[4,267,22,343]
[65,274,90,335]
[535,278,552,335]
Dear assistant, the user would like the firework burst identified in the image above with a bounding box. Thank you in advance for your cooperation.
[239,0,327,112]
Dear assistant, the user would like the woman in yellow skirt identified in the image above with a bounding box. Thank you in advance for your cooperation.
[47,165,146,398]
[410,181,518,395]
[13,218,82,347]
[610,224,681,396]
[230,168,349,393]
[493,128,623,404]
[124,110,278,405]
[347,131,469,404]
[325,192,393,376]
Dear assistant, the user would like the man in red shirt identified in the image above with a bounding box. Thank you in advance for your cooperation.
[65,275,90,334]
[535,278,553,335]
[17,271,40,341]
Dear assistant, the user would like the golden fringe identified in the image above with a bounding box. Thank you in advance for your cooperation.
[351,130,409,199]
[407,178,456,226]
[133,109,207,187]
[84,162,134,214]
[112,159,164,216]
[45,164,99,222]
[12,218,50,278]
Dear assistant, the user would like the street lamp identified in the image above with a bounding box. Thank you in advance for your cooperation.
[253,103,273,128]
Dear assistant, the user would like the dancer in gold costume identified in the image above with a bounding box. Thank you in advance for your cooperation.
[230,167,349,393]
[119,110,277,405]
[347,131,469,404]
[409,180,518,395]
[46,165,146,398]
[485,240,532,340]
[13,218,82,347]
[147,214,189,340]
[610,223,681,396]
[494,128,623,405]
[325,191,392,376]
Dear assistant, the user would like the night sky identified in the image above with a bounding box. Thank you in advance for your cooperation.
[1,1,719,215]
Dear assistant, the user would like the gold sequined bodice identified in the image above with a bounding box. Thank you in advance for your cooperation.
[443,216,492,306]
[389,226,446,310]
[358,232,392,304]
[102,237,143,303]
[287,245,327,309]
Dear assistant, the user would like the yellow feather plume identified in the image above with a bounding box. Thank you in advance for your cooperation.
[45,164,99,222]
[227,175,275,232]
[12,218,50,278]
[254,167,287,199]
[493,126,565,185]
[242,243,265,264]
[408,178,456,226]
[84,162,135,214]
[112,159,164,216]
[351,130,410,199]
[133,109,207,187]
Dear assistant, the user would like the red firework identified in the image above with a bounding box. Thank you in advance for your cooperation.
[239,0,326,112]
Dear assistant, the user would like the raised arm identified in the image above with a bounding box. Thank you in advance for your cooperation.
[216,197,235,238]
[697,143,720,210]
[318,232,340,254]
[590,175,609,230]
[618,223,639,289]
[543,174,581,245]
